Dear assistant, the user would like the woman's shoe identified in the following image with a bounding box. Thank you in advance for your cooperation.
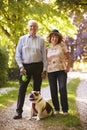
[63,112,68,115]
[54,111,59,115]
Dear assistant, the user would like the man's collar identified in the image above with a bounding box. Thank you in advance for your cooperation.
[28,33,37,38]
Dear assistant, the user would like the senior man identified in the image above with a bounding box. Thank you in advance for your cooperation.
[13,20,47,119]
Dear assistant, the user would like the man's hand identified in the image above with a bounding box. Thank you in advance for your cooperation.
[41,71,46,79]
[20,67,26,74]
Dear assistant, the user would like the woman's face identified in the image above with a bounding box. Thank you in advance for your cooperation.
[51,35,59,45]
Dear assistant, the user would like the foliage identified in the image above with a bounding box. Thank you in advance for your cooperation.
[65,15,87,62]
[8,67,19,80]
[0,0,77,40]
[56,0,87,14]
[0,0,77,67]
[56,0,87,8]
[73,60,87,72]
[0,45,8,87]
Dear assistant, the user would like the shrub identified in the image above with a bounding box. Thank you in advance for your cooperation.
[0,45,8,87]
[8,67,20,80]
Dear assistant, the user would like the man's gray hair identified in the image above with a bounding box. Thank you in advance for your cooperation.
[28,20,38,28]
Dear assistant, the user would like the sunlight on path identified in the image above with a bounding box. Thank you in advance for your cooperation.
[68,71,87,80]
[0,87,17,96]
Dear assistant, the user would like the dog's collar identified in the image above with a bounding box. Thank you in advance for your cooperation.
[32,103,38,113]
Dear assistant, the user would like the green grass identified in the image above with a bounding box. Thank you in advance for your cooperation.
[0,78,49,108]
[41,78,83,130]
[73,61,87,72]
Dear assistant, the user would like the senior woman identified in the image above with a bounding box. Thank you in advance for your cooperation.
[47,29,71,115]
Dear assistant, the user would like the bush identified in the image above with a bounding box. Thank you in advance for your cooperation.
[0,45,8,87]
[8,67,20,80]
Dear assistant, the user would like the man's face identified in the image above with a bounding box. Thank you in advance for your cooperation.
[29,22,38,36]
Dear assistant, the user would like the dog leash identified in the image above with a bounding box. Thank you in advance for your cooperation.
[32,98,46,113]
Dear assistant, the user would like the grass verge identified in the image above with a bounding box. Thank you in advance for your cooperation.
[0,78,49,108]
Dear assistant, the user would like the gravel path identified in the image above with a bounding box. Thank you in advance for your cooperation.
[0,72,87,130]
[0,86,61,130]
[76,79,87,130]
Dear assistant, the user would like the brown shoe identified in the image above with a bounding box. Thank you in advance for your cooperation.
[13,114,22,119]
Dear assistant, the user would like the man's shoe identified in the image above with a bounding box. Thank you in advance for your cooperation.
[13,114,22,119]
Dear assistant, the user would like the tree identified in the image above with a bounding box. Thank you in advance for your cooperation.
[0,45,8,87]
[0,0,77,67]
[65,13,87,64]
[56,0,87,23]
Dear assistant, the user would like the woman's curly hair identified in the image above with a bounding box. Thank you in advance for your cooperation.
[47,32,63,44]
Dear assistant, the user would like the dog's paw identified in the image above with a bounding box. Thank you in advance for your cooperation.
[27,117,32,120]
[36,116,40,121]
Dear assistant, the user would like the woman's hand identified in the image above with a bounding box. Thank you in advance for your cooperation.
[65,66,70,73]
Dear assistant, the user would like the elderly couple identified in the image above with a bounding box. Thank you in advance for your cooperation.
[13,20,71,119]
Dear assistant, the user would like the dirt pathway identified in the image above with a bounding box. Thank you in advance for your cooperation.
[0,86,62,130]
[76,79,87,130]
[0,72,87,130]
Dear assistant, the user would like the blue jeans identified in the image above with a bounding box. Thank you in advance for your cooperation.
[48,70,68,112]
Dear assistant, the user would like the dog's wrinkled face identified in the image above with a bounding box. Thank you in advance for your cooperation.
[29,91,41,102]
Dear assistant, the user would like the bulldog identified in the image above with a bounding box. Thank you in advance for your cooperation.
[29,91,53,120]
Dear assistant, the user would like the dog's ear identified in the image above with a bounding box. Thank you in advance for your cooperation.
[34,91,40,96]
[35,91,40,94]
[37,91,40,94]
[37,91,41,95]
[32,90,35,93]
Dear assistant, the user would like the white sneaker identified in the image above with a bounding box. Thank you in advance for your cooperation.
[63,112,68,115]
[54,111,59,115]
